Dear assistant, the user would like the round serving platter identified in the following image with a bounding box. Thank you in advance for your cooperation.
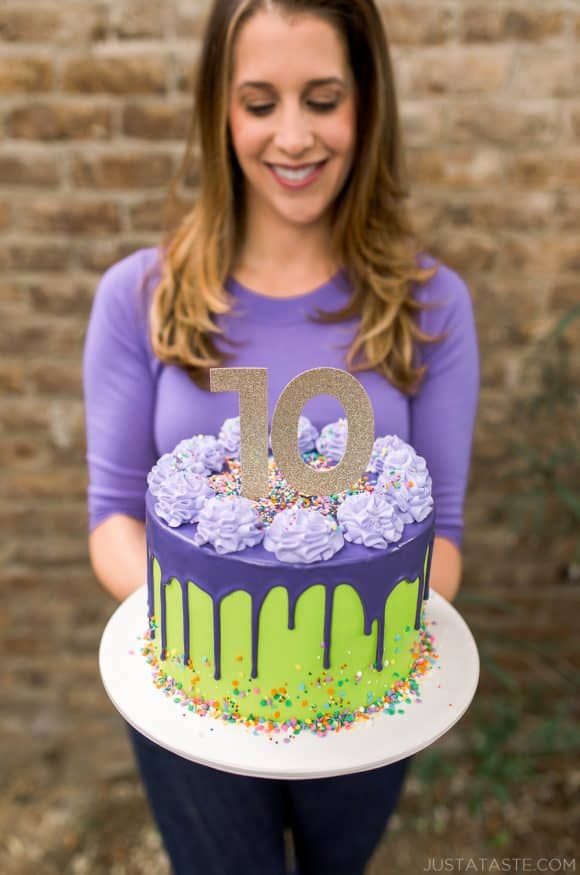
[99,586,479,780]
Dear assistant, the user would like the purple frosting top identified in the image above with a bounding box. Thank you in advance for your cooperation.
[83,247,479,547]
[144,420,432,564]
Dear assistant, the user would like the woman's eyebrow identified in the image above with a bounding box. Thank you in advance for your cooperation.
[237,76,346,93]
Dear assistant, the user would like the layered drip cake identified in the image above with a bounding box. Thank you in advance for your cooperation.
[142,417,437,738]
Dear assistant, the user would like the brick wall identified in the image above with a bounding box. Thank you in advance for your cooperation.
[1,0,579,845]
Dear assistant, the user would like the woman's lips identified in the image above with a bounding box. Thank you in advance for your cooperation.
[267,160,328,190]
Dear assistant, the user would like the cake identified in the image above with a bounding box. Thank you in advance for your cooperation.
[142,417,437,739]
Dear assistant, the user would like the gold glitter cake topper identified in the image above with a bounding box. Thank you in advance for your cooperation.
[210,367,375,499]
[210,368,269,500]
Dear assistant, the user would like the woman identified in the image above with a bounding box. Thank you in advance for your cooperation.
[84,1,479,873]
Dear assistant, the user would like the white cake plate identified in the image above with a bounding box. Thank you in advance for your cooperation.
[99,585,479,780]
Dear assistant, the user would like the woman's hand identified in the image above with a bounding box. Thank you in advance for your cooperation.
[89,514,147,603]
[428,536,462,603]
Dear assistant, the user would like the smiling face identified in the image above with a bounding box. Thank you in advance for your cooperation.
[228,8,357,234]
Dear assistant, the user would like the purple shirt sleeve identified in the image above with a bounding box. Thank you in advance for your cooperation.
[412,265,480,549]
[83,250,158,531]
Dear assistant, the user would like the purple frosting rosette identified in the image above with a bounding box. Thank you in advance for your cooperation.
[263,506,344,564]
[218,417,241,458]
[367,434,401,475]
[148,434,226,528]
[148,436,225,492]
[297,415,319,454]
[336,492,404,548]
[193,495,264,554]
[153,469,213,528]
[374,439,433,524]
[173,434,226,475]
[315,418,348,462]
[147,452,181,497]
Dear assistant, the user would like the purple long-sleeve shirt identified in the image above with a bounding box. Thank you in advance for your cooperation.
[83,247,479,547]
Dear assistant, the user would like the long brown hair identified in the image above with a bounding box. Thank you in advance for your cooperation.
[150,0,439,393]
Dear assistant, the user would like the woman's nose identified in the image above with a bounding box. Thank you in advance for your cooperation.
[272,106,315,154]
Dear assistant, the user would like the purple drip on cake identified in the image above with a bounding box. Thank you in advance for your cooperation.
[146,491,434,680]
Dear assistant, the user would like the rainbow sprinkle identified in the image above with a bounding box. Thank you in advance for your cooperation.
[140,621,438,741]
[209,455,374,526]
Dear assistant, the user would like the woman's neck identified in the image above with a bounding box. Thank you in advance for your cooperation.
[234,210,339,296]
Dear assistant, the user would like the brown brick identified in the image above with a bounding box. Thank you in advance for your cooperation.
[0,201,12,231]
[51,401,87,453]
[28,361,82,396]
[406,194,442,236]
[0,243,72,272]
[398,47,510,96]
[0,154,60,187]
[122,102,190,140]
[175,54,202,94]
[0,505,87,538]
[565,103,580,141]
[496,233,580,277]
[76,239,158,272]
[18,199,122,235]
[129,194,190,231]
[428,230,498,274]
[508,150,580,189]
[118,238,160,261]
[0,400,50,433]
[408,148,505,189]
[109,0,166,39]
[0,399,85,449]
[449,102,560,147]
[468,280,540,350]
[512,53,580,98]
[63,56,167,95]
[71,151,174,189]
[0,57,53,92]
[28,278,94,316]
[548,276,580,315]
[462,8,564,43]
[7,102,113,140]
[555,192,580,232]
[400,102,446,148]
[442,192,557,233]
[181,164,201,190]
[0,280,20,302]
[174,1,212,39]
[3,469,88,500]
[0,5,62,42]
[0,4,107,44]
[11,536,90,566]
[0,361,25,394]
[0,437,50,469]
[0,314,83,356]
[507,152,555,189]
[382,4,452,46]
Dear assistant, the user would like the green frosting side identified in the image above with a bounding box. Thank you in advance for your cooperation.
[150,557,426,723]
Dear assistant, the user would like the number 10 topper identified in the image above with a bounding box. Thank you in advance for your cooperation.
[210,367,375,499]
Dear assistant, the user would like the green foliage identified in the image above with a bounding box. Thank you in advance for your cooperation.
[529,701,580,754]
[502,305,580,569]
[467,698,532,814]
[412,694,578,813]
[412,589,580,819]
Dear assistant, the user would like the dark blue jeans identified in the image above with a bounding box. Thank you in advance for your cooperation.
[127,722,411,875]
